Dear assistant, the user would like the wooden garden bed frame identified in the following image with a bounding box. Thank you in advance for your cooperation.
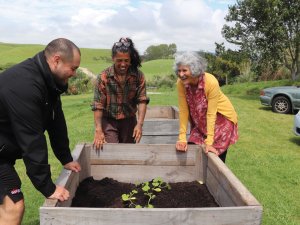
[40,143,262,225]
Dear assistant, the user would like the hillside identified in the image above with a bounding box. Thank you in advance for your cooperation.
[141,59,174,79]
[0,43,45,64]
[0,43,175,80]
[1,43,296,94]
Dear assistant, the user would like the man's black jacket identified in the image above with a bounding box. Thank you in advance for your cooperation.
[0,51,73,197]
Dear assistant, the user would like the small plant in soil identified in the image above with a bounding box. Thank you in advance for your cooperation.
[122,177,171,208]
[121,189,141,208]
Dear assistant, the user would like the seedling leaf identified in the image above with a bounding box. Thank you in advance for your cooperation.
[122,194,129,201]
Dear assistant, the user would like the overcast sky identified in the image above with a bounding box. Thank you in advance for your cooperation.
[0,0,237,53]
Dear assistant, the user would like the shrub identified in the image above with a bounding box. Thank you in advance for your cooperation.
[147,74,177,89]
[66,70,94,95]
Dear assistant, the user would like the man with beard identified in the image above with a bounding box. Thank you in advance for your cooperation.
[0,38,82,225]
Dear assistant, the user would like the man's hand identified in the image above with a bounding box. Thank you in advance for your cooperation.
[175,141,188,152]
[64,161,81,172]
[48,185,70,202]
[205,145,219,155]
[133,123,143,143]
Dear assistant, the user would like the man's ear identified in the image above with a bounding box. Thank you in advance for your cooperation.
[52,54,61,67]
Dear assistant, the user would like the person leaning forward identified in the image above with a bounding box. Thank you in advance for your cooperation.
[0,38,82,225]
[92,37,149,150]
[174,51,238,163]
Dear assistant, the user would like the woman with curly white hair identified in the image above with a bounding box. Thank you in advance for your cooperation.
[174,51,238,162]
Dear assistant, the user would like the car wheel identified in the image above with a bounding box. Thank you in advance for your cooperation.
[272,96,291,114]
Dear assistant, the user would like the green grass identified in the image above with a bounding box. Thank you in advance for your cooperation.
[226,95,300,225]
[79,48,111,74]
[0,43,112,75]
[222,80,295,96]
[0,43,44,64]
[18,82,300,225]
[140,59,174,79]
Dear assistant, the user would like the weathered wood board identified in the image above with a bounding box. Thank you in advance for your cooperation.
[140,106,189,144]
[40,143,262,225]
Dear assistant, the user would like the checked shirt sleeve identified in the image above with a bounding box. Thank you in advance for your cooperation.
[92,73,107,111]
[136,71,149,104]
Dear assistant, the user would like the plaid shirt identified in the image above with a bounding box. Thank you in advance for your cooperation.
[92,66,149,119]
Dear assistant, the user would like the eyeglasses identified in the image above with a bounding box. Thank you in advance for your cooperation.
[114,38,131,48]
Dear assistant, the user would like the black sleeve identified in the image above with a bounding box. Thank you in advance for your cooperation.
[47,97,73,165]
[3,80,56,197]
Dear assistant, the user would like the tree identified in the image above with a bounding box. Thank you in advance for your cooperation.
[144,44,177,61]
[215,42,249,64]
[168,43,177,56]
[203,51,240,85]
[222,0,300,80]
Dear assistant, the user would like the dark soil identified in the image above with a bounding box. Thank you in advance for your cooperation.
[71,177,219,208]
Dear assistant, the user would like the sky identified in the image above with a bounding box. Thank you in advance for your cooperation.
[0,0,237,54]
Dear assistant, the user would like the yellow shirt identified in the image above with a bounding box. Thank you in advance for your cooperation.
[177,73,238,145]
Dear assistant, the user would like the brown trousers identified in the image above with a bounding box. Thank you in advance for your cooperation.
[102,117,137,143]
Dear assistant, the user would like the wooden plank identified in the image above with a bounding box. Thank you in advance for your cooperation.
[206,168,236,207]
[144,106,174,119]
[42,144,88,207]
[171,106,179,119]
[140,135,179,144]
[206,152,261,206]
[198,147,234,207]
[88,143,197,166]
[142,119,179,135]
[201,145,208,184]
[194,145,203,182]
[57,144,91,207]
[40,206,262,225]
[91,165,196,183]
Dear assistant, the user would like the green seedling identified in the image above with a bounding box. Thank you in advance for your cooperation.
[122,177,171,208]
[141,182,155,208]
[152,177,171,191]
[121,189,142,208]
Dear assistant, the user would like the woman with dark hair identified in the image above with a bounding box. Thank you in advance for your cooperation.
[174,51,238,162]
[92,37,149,150]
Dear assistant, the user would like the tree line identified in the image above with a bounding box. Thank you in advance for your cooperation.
[143,43,177,61]
[144,0,299,84]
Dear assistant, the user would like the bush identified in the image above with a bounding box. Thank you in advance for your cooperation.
[147,74,177,89]
[66,70,94,95]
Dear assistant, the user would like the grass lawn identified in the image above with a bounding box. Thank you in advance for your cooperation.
[17,85,300,225]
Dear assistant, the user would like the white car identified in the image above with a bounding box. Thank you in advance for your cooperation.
[293,111,300,136]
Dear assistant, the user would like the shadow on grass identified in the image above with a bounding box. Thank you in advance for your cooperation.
[258,106,272,112]
[289,137,300,146]
[22,220,39,225]
[258,106,298,115]
[233,95,258,100]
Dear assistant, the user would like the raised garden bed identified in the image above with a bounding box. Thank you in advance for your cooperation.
[140,106,189,144]
[40,143,262,225]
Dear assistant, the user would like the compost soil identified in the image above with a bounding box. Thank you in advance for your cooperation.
[71,177,219,208]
